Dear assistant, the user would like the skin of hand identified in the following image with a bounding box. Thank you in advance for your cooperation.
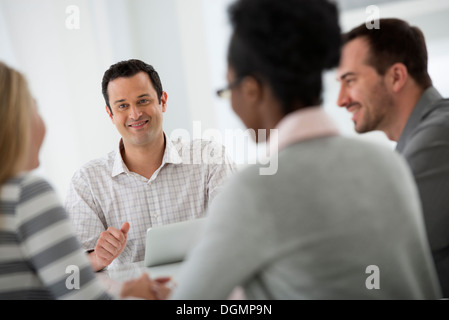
[120,273,172,300]
[91,222,130,271]
[152,277,172,300]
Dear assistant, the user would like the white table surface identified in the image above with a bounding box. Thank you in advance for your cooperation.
[96,260,245,299]
[105,261,181,281]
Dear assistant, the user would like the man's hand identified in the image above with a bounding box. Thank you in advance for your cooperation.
[89,222,130,271]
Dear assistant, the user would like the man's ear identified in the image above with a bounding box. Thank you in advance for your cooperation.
[105,105,114,123]
[387,63,408,93]
[160,91,168,113]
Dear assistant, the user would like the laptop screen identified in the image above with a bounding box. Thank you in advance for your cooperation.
[144,217,207,267]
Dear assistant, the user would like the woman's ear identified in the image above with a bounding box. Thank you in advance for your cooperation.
[241,76,262,104]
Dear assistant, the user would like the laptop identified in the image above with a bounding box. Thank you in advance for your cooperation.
[144,217,207,267]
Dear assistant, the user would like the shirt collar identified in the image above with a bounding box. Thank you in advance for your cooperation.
[396,86,443,152]
[111,133,183,177]
[163,135,183,165]
[111,140,127,177]
[273,106,340,152]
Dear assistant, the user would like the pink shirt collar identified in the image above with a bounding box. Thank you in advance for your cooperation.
[273,106,340,151]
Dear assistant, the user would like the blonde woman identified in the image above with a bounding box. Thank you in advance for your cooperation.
[0,62,164,299]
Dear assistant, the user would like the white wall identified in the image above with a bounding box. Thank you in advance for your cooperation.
[0,0,195,201]
[1,0,448,201]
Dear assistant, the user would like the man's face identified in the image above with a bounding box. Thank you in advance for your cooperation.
[337,37,394,134]
[106,72,167,148]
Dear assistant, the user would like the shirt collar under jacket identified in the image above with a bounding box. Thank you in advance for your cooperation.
[273,106,340,152]
[111,132,183,177]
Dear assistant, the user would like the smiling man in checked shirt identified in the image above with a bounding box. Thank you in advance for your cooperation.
[65,59,236,271]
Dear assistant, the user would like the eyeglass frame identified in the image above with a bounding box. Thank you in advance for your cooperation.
[216,77,244,99]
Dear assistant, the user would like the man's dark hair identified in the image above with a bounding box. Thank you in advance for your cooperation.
[102,59,163,114]
[227,0,341,114]
[343,18,432,89]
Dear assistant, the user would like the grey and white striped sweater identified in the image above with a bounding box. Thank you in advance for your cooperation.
[0,173,111,299]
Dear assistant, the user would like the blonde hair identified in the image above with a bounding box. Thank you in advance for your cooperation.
[0,62,33,185]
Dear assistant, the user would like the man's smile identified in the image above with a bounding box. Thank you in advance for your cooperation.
[128,120,149,129]
[346,102,361,122]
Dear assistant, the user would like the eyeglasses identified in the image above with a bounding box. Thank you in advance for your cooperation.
[216,78,244,99]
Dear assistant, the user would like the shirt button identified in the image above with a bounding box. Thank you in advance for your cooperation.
[153,213,158,219]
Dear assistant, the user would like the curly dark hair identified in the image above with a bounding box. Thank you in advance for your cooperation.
[102,59,163,115]
[228,0,341,114]
[227,0,341,114]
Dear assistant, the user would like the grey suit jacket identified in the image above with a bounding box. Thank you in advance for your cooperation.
[396,86,449,297]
